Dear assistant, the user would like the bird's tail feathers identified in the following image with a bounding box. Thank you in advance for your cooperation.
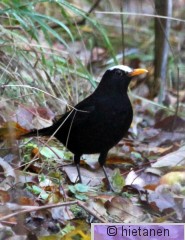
[22,126,54,138]
[0,121,55,141]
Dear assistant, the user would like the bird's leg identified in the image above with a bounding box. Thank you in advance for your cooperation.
[76,164,82,183]
[74,154,82,183]
[99,152,114,191]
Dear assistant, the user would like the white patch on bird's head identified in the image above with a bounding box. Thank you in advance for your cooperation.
[109,65,132,73]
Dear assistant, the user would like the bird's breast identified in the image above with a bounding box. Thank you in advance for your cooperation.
[59,95,133,154]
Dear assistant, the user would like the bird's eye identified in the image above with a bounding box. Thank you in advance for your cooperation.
[115,69,123,76]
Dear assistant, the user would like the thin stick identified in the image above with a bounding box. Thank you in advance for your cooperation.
[77,201,106,223]
[0,200,106,223]
[0,201,77,221]
[95,11,185,23]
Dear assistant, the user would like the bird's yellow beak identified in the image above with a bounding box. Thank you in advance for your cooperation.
[128,68,148,77]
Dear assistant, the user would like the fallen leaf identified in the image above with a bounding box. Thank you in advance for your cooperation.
[0,121,29,141]
[63,165,112,187]
[125,170,159,187]
[40,147,65,159]
[159,171,185,185]
[154,115,185,132]
[151,146,185,168]
[50,206,74,221]
[105,196,143,222]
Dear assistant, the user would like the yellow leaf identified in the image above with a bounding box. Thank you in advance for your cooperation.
[0,121,29,140]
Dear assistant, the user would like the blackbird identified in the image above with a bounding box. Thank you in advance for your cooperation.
[24,65,148,190]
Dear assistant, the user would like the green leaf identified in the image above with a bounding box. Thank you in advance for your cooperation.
[112,169,125,192]
[75,193,88,201]
[40,147,65,159]
[68,184,89,200]
[28,185,42,194]
[74,183,89,193]
[39,173,46,182]
[27,185,49,199]
[131,151,142,159]
[68,185,76,194]
[40,191,49,200]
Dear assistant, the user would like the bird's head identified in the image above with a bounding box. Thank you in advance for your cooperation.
[97,65,148,94]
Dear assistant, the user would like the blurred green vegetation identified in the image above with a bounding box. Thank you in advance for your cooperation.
[0,0,184,115]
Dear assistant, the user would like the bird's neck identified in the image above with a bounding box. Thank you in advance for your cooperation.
[94,83,129,97]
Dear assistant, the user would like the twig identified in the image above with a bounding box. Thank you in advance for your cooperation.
[0,200,106,223]
[76,0,102,25]
[95,11,185,23]
[0,201,77,222]
[77,201,106,223]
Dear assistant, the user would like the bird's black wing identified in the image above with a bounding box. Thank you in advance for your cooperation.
[56,96,96,129]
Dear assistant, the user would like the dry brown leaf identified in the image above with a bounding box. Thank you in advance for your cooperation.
[0,121,29,141]
[63,165,112,187]
[105,196,143,222]
[151,146,185,169]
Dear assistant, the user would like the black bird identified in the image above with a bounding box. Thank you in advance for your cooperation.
[24,65,148,189]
